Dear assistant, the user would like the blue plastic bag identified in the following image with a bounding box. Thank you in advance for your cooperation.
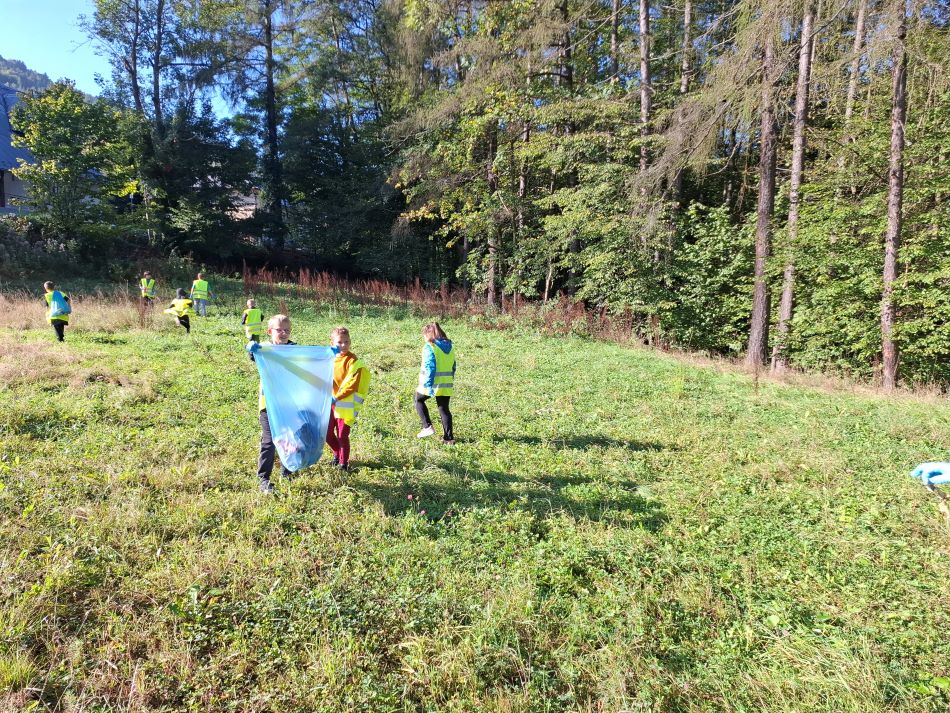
[49,291,71,318]
[251,344,336,472]
[910,462,950,487]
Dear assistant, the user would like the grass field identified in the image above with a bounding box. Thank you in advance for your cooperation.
[1,284,948,712]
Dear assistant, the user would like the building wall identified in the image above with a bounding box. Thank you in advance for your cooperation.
[0,169,29,209]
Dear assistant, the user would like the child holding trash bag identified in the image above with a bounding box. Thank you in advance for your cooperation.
[250,314,296,492]
[415,322,456,444]
[163,288,196,334]
[43,281,72,342]
[326,327,370,472]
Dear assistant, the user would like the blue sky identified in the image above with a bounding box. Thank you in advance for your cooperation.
[1,0,111,95]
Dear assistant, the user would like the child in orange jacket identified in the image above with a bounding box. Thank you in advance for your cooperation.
[326,326,369,471]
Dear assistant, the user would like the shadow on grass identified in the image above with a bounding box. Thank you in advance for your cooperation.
[490,434,672,452]
[352,456,666,532]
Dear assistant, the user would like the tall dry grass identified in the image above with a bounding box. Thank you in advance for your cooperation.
[0,291,159,334]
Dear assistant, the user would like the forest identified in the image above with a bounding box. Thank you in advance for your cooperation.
[3,0,949,385]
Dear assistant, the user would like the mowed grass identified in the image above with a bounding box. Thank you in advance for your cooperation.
[0,286,948,712]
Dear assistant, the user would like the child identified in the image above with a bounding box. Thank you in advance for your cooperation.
[139,271,156,306]
[163,288,196,333]
[189,272,213,316]
[241,299,264,342]
[415,322,455,444]
[326,327,370,471]
[43,281,71,342]
[251,314,296,492]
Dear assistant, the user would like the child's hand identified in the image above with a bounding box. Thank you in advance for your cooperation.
[246,341,261,353]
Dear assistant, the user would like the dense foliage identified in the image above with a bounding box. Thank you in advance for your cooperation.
[1,0,948,384]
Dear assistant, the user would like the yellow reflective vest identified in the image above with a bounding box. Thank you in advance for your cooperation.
[44,291,70,323]
[333,358,370,426]
[242,308,263,337]
[139,278,156,298]
[190,279,209,300]
[164,298,196,318]
[431,342,455,397]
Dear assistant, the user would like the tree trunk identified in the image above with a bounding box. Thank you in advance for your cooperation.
[772,6,815,373]
[881,5,907,389]
[127,0,144,115]
[152,0,165,127]
[486,121,499,308]
[844,0,868,125]
[559,1,580,295]
[745,35,778,368]
[673,0,692,203]
[261,0,286,253]
[639,0,651,174]
[610,0,621,82]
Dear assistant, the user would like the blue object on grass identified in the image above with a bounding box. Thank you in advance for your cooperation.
[910,462,950,487]
[252,345,336,472]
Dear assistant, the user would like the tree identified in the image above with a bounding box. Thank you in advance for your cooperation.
[11,81,135,243]
[881,1,907,389]
[639,0,651,174]
[772,4,816,372]
[745,33,779,368]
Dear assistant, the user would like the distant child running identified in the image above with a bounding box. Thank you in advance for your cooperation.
[241,299,264,342]
[326,327,370,471]
[164,288,196,333]
[415,322,455,444]
[189,272,213,316]
[250,314,296,492]
[43,281,71,342]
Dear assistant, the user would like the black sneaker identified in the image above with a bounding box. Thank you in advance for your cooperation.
[442,438,456,445]
[330,456,340,466]
[338,463,349,472]
[259,479,274,493]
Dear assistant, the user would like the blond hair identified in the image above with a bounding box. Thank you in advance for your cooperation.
[330,326,350,341]
[268,314,290,330]
[247,299,256,308]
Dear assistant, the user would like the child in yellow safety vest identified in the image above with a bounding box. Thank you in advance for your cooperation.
[326,326,370,471]
[415,322,456,444]
[43,281,71,342]
[250,314,296,492]
[139,271,156,305]
[163,288,196,333]
[241,299,264,342]
[189,272,212,316]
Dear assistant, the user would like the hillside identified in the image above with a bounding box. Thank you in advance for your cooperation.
[0,56,52,92]
[1,284,948,712]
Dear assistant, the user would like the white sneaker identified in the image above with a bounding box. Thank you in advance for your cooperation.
[417,426,435,438]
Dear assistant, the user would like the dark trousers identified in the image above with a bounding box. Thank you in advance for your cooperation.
[52,321,66,342]
[177,316,190,333]
[415,392,453,440]
[258,410,291,483]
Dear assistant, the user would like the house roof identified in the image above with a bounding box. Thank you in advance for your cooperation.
[0,84,34,171]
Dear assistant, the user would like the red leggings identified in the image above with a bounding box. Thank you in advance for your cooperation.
[325,407,351,465]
